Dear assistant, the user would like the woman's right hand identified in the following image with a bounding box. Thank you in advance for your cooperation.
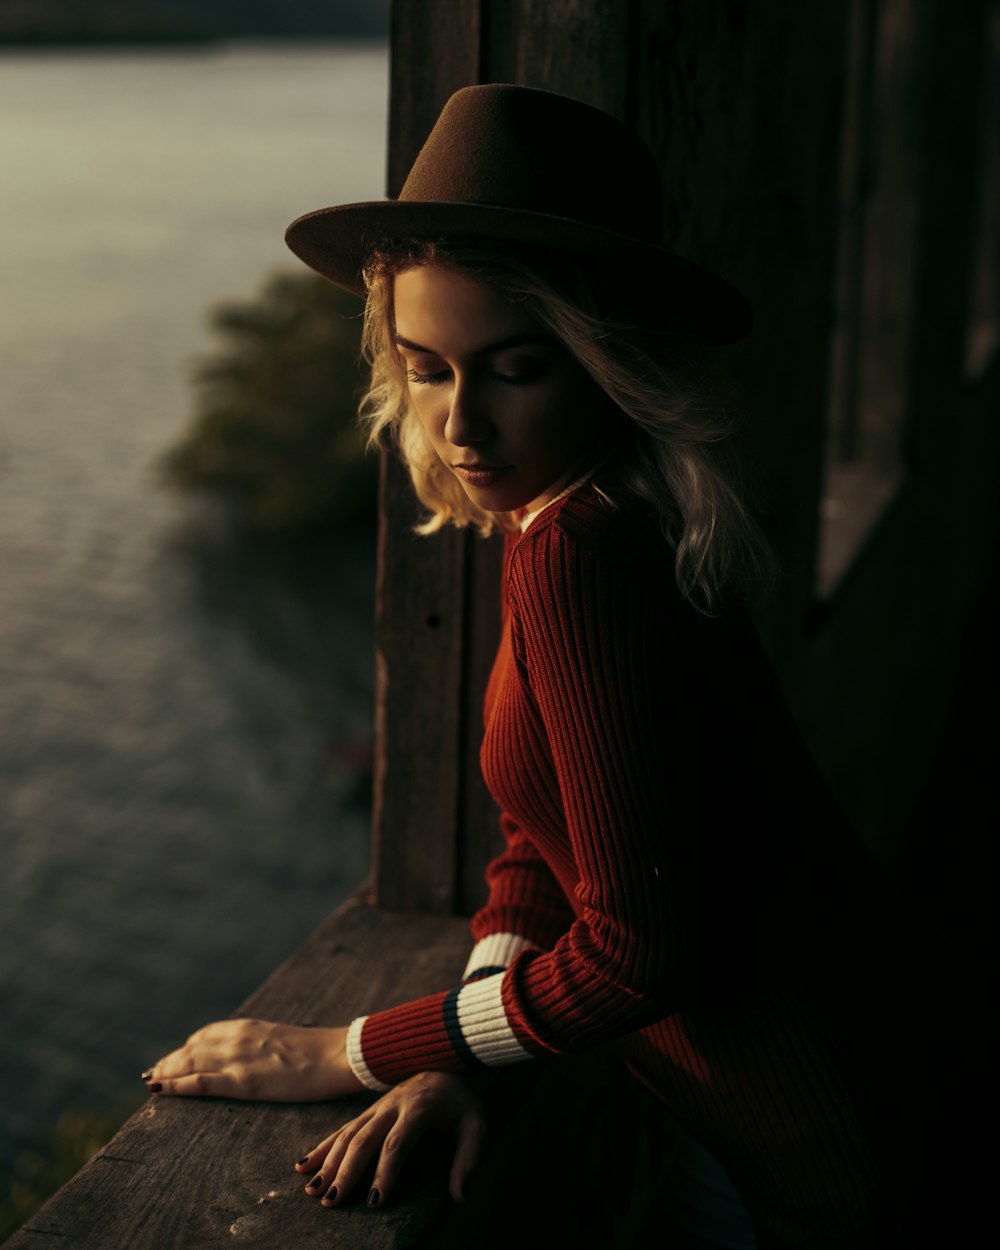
[295,1070,487,1209]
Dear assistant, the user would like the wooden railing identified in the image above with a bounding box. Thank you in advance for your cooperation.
[3,890,667,1249]
[2,894,469,1249]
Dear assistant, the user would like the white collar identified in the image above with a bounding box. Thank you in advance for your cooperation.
[518,466,597,533]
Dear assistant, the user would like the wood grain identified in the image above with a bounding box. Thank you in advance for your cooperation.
[634,0,849,664]
[510,0,631,113]
[372,448,469,913]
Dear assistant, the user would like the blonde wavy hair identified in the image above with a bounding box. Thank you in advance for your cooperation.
[358,239,770,611]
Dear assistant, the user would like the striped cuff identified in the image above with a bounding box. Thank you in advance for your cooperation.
[352,973,537,1087]
[462,932,539,982]
[450,972,534,1067]
[345,1016,392,1092]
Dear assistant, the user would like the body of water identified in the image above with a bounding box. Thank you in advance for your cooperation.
[0,42,387,1177]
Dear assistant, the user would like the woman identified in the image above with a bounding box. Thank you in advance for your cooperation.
[143,86,955,1248]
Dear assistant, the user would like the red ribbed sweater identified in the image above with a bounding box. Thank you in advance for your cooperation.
[347,480,945,1249]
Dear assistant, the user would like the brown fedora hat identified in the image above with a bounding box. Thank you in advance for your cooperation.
[285,84,752,343]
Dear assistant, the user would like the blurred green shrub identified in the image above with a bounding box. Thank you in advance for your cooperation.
[159,272,378,534]
[0,1100,141,1241]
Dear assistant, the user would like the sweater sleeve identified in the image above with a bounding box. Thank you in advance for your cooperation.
[462,810,577,982]
[347,517,702,1090]
[346,812,578,1091]
[494,519,703,1050]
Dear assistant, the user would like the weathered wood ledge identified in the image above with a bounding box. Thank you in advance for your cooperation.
[5,892,668,1250]
[3,891,474,1250]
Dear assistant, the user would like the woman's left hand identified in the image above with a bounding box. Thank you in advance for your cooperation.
[142,1019,365,1102]
[296,1071,487,1208]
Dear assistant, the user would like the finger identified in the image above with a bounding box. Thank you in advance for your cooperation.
[146,1050,199,1080]
[306,1114,380,1205]
[369,1115,428,1206]
[303,1167,331,1198]
[147,1072,237,1098]
[314,1118,375,1202]
[299,1125,360,1197]
[327,1109,398,1207]
[317,1130,362,1202]
[298,1112,378,1202]
[141,1055,171,1080]
[294,1129,341,1174]
[151,1027,234,1079]
[449,1113,487,1203]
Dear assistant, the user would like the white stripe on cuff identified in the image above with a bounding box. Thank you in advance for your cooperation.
[462,932,539,981]
[345,1015,392,1092]
[455,972,534,1067]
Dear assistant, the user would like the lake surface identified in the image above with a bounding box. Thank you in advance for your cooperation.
[0,42,387,1178]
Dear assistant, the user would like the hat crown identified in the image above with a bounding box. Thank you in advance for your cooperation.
[284,83,753,343]
[399,85,663,243]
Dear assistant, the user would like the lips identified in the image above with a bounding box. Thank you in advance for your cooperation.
[453,464,512,487]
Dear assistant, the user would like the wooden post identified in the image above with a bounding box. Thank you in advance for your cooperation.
[633,1,851,662]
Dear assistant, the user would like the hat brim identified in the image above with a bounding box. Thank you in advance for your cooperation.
[285,201,752,345]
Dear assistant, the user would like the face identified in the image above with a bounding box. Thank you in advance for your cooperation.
[392,264,611,515]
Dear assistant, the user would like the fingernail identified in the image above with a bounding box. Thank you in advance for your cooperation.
[140,1071,153,1081]
[367,1187,381,1208]
[306,1175,324,1191]
[148,1082,162,1093]
[295,1157,309,1167]
[321,1185,338,1205]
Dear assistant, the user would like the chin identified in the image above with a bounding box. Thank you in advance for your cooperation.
[472,487,555,518]
[455,476,524,511]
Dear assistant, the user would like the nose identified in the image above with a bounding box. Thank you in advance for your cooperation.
[443,379,491,447]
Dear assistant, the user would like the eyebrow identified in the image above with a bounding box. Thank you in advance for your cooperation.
[393,331,552,358]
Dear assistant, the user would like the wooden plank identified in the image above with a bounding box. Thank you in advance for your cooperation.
[852,0,924,471]
[634,0,850,663]
[456,531,504,915]
[906,0,987,429]
[510,0,631,114]
[791,0,997,864]
[386,0,482,198]
[5,895,471,1250]
[371,451,468,913]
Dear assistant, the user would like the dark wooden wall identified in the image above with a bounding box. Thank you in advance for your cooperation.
[373,0,998,915]
[792,0,997,869]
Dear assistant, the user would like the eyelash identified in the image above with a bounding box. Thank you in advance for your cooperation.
[406,366,543,387]
[406,368,449,386]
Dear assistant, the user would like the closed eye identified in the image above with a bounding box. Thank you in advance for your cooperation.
[489,363,547,386]
[406,367,451,386]
[406,359,548,386]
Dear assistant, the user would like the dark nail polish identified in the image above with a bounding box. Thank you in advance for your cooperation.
[307,1175,324,1190]
[295,1157,309,1167]
[367,1187,381,1208]
[321,1186,338,1204]
[149,1082,162,1093]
